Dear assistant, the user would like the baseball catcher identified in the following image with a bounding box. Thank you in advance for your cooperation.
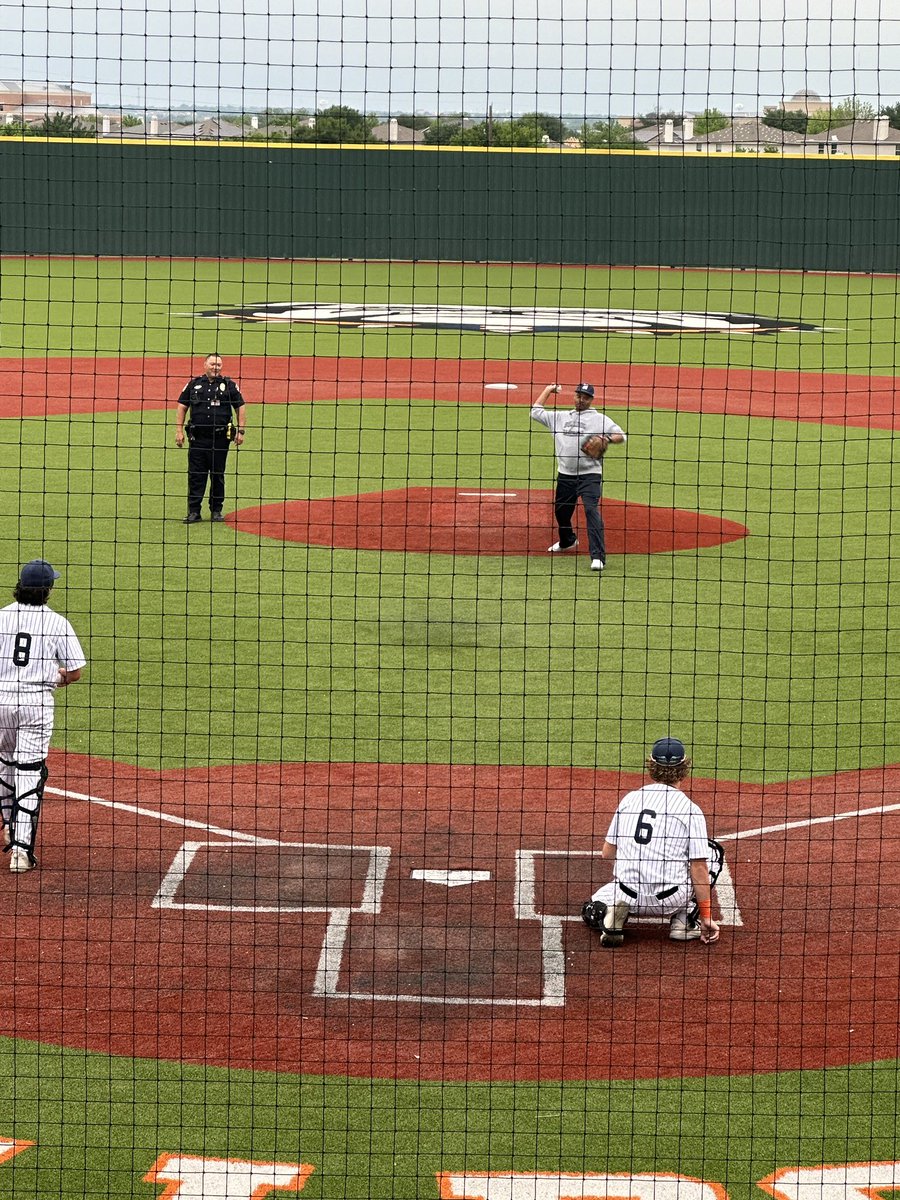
[581,737,723,947]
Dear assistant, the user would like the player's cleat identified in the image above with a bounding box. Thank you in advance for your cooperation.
[183,512,202,524]
[590,559,604,571]
[9,848,32,873]
[669,911,702,941]
[548,540,578,553]
[599,902,630,947]
[582,899,630,947]
[210,512,226,522]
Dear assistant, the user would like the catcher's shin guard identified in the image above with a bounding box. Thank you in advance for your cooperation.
[707,838,725,888]
[0,755,15,835]
[8,758,48,866]
[600,902,630,948]
[582,899,630,947]
[581,900,606,932]
[683,838,726,926]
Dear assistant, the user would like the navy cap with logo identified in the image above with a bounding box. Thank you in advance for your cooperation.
[575,382,595,397]
[19,559,60,589]
[650,737,686,765]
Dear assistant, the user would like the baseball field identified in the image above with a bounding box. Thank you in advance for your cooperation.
[0,253,897,1198]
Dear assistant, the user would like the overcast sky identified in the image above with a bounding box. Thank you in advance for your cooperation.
[2,0,899,115]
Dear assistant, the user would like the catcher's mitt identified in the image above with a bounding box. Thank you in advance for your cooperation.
[581,434,609,460]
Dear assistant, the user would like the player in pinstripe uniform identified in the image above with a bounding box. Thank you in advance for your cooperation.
[581,737,723,947]
[0,560,86,873]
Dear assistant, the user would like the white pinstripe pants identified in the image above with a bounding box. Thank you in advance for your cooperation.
[0,695,54,849]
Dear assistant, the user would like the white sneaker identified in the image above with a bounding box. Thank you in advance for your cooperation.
[9,848,32,873]
[669,911,702,941]
[548,540,578,553]
[591,559,604,571]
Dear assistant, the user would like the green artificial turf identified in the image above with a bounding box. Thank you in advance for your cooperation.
[1,256,900,375]
[0,398,892,781]
[1,1038,898,1200]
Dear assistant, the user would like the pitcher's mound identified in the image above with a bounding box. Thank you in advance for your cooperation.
[229,488,748,556]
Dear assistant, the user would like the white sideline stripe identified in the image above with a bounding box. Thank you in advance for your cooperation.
[713,858,743,927]
[45,786,277,846]
[714,799,900,843]
[60,782,900,851]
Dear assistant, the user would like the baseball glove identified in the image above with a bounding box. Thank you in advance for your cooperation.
[581,434,609,460]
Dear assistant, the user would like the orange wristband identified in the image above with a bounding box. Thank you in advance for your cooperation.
[697,900,712,920]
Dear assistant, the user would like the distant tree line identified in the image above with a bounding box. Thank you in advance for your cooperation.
[8,98,895,145]
[761,97,889,135]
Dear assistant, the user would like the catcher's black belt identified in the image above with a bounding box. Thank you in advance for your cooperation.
[618,882,679,901]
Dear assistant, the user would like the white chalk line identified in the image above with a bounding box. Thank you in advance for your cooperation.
[53,783,900,855]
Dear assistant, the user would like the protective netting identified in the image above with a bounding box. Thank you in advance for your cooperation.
[0,4,898,1199]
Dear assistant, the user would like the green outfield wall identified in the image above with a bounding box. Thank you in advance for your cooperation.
[2,139,899,271]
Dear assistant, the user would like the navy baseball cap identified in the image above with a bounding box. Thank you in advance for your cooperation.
[575,382,595,397]
[650,737,687,764]
[19,559,60,588]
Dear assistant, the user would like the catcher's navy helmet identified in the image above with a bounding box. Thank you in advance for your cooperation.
[650,737,686,765]
[19,559,60,588]
[575,382,595,397]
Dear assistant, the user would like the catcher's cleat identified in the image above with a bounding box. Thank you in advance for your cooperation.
[590,559,604,571]
[599,902,630,948]
[669,911,702,941]
[548,540,578,553]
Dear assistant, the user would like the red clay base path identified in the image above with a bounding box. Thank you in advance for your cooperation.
[0,356,898,431]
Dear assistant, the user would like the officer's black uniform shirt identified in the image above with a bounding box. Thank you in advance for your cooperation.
[178,374,245,439]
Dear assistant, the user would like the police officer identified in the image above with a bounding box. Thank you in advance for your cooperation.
[175,353,247,523]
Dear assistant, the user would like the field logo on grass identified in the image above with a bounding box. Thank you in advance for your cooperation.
[194,302,821,336]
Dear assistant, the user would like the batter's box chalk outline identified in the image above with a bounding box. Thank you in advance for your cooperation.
[151,839,392,915]
[516,849,744,928]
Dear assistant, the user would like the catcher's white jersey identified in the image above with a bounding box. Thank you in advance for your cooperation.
[605,782,711,892]
[530,405,626,476]
[0,603,86,694]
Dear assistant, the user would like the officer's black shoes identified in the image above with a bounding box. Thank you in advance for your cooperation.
[210,512,226,522]
[183,512,202,524]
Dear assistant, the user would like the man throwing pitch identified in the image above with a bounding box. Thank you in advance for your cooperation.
[581,737,723,947]
[531,381,626,571]
[175,353,247,523]
[0,560,86,872]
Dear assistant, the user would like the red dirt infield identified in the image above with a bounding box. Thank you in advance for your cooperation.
[229,488,749,555]
[0,356,898,431]
[4,752,897,1084]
